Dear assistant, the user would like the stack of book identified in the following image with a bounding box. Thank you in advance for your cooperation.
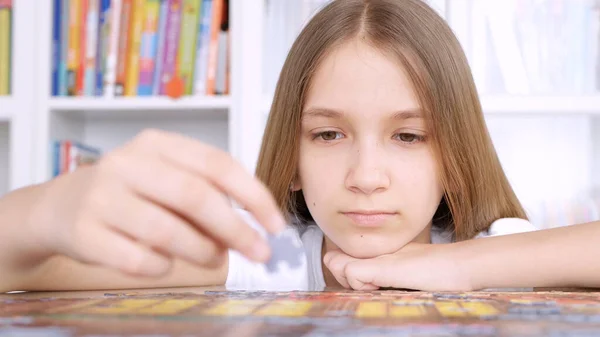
[52,140,102,177]
[51,0,229,97]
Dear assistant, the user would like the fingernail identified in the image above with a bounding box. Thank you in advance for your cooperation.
[250,241,270,262]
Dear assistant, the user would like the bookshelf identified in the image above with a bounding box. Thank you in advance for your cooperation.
[29,0,265,184]
[1,0,597,228]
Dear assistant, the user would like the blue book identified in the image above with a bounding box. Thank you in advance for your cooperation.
[51,0,61,96]
[96,0,111,96]
[58,0,70,96]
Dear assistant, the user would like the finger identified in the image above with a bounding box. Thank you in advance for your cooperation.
[323,251,354,289]
[346,258,391,290]
[96,186,226,268]
[130,130,286,233]
[103,152,271,262]
[75,221,173,277]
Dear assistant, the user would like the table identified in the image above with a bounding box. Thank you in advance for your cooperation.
[2,287,600,336]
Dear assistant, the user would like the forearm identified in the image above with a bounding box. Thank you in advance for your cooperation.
[0,183,55,292]
[0,177,229,293]
[458,221,600,290]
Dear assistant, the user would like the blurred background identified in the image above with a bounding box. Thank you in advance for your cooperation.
[0,0,598,229]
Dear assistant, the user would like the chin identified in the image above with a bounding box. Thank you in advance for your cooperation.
[338,239,403,259]
[338,235,410,259]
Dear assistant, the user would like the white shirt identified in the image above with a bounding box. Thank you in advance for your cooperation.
[226,209,537,291]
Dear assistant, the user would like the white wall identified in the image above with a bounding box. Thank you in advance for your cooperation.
[486,115,596,227]
[593,117,600,190]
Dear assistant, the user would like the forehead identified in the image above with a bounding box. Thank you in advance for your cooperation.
[304,39,420,114]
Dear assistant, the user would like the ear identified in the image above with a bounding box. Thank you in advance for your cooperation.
[290,176,301,192]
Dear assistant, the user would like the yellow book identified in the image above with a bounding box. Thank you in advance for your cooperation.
[124,0,146,96]
[177,0,201,95]
[0,8,9,95]
[67,0,81,96]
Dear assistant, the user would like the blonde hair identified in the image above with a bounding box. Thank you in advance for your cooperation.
[255,0,527,241]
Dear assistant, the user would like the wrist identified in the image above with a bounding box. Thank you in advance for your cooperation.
[25,177,70,261]
[450,240,482,291]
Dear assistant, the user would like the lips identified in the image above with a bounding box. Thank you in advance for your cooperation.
[341,211,397,227]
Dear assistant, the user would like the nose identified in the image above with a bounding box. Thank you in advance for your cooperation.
[345,141,390,195]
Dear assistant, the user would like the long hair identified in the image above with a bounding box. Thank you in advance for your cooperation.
[255,0,527,240]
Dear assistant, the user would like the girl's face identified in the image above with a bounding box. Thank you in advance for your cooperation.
[297,39,444,259]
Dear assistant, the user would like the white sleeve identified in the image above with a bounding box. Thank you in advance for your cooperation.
[476,217,538,238]
[225,209,309,291]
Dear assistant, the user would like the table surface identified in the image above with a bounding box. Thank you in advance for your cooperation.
[2,287,600,337]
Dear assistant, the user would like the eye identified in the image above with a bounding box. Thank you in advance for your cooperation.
[395,133,425,144]
[315,131,343,141]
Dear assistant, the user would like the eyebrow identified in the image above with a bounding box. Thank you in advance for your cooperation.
[302,107,424,120]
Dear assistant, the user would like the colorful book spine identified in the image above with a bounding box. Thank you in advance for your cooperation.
[177,0,201,95]
[52,140,61,177]
[0,0,10,95]
[215,0,228,95]
[76,0,89,95]
[138,0,161,96]
[58,0,70,96]
[193,0,212,96]
[215,23,228,95]
[115,0,132,96]
[159,0,182,94]
[84,0,99,96]
[205,0,223,95]
[53,140,102,177]
[152,0,169,95]
[124,0,146,96]
[52,0,62,96]
[51,0,230,98]
[95,0,111,96]
[103,0,122,97]
[67,0,81,96]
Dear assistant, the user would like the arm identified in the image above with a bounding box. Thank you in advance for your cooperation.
[323,220,600,291]
[461,220,600,290]
[1,130,284,293]
[0,176,227,293]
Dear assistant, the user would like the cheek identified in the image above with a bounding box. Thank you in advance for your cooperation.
[298,147,345,210]
[393,153,443,210]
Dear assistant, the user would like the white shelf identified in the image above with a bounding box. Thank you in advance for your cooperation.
[47,96,231,120]
[49,96,231,111]
[481,95,600,115]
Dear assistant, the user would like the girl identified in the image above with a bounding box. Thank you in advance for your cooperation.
[1,0,599,293]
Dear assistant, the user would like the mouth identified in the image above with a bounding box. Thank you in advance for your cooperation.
[341,211,397,227]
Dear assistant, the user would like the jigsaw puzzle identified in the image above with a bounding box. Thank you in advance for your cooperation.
[3,290,600,336]
[265,231,306,273]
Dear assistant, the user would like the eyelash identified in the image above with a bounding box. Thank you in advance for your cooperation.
[393,133,426,144]
[312,131,426,144]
